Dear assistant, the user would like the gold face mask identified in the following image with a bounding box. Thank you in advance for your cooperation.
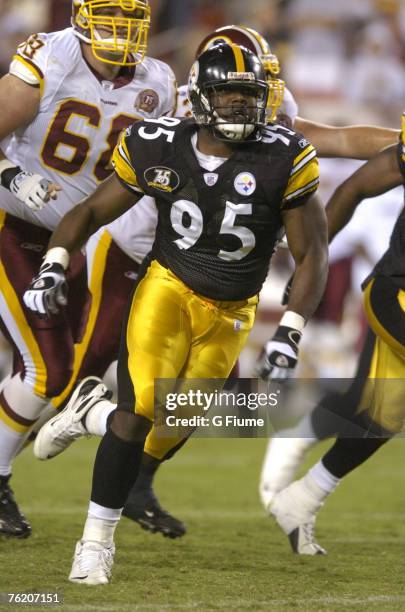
[72,0,150,66]
[261,54,285,122]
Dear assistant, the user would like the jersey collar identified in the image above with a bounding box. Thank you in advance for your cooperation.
[83,55,136,90]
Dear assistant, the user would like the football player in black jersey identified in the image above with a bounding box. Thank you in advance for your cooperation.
[24,42,328,584]
[268,115,405,555]
[121,24,400,537]
[21,23,400,545]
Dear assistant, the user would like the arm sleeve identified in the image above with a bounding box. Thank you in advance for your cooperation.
[282,144,320,210]
[9,33,48,94]
[111,131,145,195]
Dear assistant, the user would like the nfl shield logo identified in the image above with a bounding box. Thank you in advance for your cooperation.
[203,173,218,186]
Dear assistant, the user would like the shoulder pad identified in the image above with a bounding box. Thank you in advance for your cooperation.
[10,33,48,89]
[10,29,80,93]
[136,57,177,117]
[261,124,311,156]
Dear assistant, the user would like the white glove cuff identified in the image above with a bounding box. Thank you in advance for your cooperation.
[44,247,70,271]
[280,311,306,331]
[0,159,18,175]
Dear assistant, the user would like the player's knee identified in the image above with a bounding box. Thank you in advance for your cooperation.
[111,410,152,442]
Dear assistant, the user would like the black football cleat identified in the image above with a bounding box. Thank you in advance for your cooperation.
[122,488,186,539]
[0,476,31,538]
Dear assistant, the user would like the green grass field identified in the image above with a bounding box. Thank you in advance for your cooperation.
[1,437,405,612]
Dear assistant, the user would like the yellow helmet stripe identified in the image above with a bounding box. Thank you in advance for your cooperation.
[229,43,245,73]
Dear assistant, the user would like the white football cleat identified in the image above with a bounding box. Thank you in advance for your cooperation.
[69,540,115,585]
[270,477,327,555]
[34,376,111,460]
[259,433,317,511]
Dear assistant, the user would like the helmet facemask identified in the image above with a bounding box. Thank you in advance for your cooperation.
[261,53,285,122]
[197,81,269,142]
[72,0,150,66]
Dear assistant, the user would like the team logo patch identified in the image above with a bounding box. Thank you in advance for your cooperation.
[234,172,256,196]
[135,89,159,113]
[203,172,218,187]
[275,354,289,367]
[144,166,180,193]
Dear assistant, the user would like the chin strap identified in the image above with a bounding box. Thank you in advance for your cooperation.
[213,114,255,141]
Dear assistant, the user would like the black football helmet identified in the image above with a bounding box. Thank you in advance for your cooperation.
[196,25,284,121]
[188,43,269,143]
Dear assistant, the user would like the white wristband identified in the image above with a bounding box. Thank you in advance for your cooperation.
[280,310,306,331]
[0,159,18,176]
[44,247,70,270]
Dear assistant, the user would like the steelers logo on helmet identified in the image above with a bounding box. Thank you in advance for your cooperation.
[71,0,151,67]
[188,43,269,144]
[234,172,256,196]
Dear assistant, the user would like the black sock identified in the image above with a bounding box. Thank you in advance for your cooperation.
[91,428,144,509]
[322,436,389,479]
[310,391,360,440]
[127,453,161,503]
[132,461,156,491]
[105,408,116,430]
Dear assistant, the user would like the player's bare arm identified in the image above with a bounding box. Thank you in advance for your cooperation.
[282,193,328,320]
[327,145,402,242]
[48,173,139,255]
[295,117,399,160]
[255,192,328,381]
[0,74,40,140]
[24,173,139,317]
[0,74,60,206]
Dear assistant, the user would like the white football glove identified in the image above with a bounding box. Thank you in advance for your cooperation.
[255,325,302,381]
[23,262,67,317]
[10,171,58,211]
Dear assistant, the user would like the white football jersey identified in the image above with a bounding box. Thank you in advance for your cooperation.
[279,86,299,125]
[175,84,193,118]
[1,28,177,230]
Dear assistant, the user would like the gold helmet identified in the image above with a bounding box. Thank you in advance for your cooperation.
[71,0,150,66]
[196,25,284,121]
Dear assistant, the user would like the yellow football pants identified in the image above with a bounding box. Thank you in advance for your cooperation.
[120,260,258,459]
[358,279,405,433]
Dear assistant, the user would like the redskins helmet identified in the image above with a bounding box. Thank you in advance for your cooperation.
[72,0,150,66]
[188,43,269,143]
[196,25,284,121]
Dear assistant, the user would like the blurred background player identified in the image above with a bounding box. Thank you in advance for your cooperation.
[24,42,329,584]
[31,23,400,539]
[269,117,405,555]
[0,0,177,538]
